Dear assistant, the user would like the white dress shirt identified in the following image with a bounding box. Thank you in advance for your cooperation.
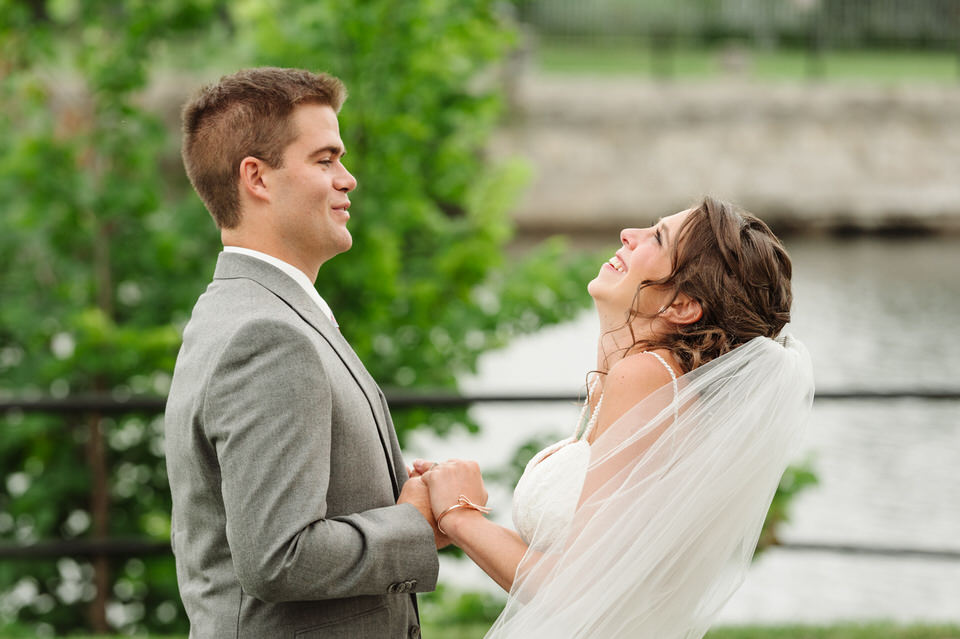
[222,246,338,328]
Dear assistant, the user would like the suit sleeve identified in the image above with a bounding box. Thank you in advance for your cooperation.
[202,319,438,602]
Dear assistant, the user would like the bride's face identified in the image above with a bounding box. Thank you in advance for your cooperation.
[587,209,691,316]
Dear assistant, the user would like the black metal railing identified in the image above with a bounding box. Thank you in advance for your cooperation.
[1,388,959,562]
[1,387,958,415]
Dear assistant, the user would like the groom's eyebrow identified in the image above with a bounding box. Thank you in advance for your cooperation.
[308,145,346,159]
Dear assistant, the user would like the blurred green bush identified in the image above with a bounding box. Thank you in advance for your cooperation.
[0,0,595,634]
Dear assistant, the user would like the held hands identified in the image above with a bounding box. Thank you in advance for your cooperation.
[414,459,488,542]
[397,475,450,549]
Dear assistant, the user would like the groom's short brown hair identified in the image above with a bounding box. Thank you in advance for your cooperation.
[181,67,346,229]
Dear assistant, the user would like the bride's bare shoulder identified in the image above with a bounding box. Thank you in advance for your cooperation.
[605,350,676,400]
[589,351,677,441]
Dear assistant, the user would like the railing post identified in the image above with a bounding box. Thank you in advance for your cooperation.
[806,6,826,79]
[85,410,110,633]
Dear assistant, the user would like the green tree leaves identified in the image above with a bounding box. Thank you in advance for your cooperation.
[0,0,594,633]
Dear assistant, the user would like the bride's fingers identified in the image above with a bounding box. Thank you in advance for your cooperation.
[421,459,485,501]
[411,459,436,475]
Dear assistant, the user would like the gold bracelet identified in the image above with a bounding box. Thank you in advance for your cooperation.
[436,494,491,535]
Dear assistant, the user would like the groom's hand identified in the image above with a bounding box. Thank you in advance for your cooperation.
[398,476,451,549]
[410,458,436,477]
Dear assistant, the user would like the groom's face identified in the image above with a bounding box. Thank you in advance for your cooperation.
[266,103,358,265]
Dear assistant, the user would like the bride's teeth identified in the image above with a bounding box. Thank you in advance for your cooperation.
[608,256,625,273]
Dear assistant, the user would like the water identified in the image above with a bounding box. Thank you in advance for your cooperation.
[404,235,960,624]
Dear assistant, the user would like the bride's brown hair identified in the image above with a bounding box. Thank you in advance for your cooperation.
[620,196,793,373]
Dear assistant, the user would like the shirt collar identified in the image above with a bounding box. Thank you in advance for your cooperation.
[221,246,338,327]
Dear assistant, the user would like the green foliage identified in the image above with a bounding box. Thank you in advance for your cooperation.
[759,457,819,551]
[226,0,597,443]
[1,1,220,634]
[419,584,504,627]
[230,0,591,394]
[0,0,595,634]
[485,432,561,488]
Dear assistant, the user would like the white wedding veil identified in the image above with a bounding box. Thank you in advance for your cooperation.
[486,334,814,639]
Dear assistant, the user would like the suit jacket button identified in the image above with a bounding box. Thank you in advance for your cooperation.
[408,625,421,639]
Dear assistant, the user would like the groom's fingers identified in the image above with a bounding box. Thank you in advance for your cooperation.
[420,459,487,513]
[412,459,436,475]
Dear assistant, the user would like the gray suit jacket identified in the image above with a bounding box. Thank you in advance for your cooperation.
[164,252,438,639]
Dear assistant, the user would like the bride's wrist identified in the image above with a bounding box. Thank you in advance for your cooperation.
[439,507,485,540]
[436,494,491,540]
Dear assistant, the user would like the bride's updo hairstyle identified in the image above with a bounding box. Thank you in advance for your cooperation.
[633,196,793,373]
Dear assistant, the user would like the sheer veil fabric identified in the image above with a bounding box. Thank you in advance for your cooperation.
[486,334,814,639]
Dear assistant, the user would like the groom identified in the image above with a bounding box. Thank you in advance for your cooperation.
[164,68,443,638]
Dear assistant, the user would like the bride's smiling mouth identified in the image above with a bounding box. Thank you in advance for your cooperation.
[607,254,627,273]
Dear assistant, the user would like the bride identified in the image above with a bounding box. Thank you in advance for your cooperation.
[413,197,814,638]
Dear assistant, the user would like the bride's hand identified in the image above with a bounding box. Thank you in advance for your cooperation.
[420,459,488,536]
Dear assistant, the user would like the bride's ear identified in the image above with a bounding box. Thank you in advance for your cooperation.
[661,294,702,326]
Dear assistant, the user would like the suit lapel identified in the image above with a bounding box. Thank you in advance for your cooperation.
[213,252,401,498]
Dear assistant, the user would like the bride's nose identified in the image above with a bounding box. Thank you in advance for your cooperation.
[620,228,639,248]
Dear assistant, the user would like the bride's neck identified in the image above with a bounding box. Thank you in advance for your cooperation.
[594,314,657,373]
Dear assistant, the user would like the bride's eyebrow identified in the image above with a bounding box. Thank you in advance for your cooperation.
[660,221,671,246]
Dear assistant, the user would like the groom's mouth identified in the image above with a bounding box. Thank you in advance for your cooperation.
[332,201,350,218]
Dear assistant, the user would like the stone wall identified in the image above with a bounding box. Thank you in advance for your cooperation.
[497,75,960,234]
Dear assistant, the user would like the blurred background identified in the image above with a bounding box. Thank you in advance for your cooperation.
[1,0,958,637]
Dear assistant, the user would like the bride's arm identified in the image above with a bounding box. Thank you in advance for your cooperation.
[436,510,528,592]
[418,460,528,592]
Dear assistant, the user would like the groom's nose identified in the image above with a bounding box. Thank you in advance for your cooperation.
[335,164,357,192]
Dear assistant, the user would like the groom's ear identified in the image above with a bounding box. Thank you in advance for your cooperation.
[239,156,271,204]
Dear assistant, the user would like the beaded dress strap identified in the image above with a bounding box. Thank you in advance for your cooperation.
[576,374,604,442]
[529,352,680,467]
[643,351,680,423]
[580,352,679,440]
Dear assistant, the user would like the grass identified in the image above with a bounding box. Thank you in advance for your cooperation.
[418,623,960,639]
[25,623,960,638]
[418,622,960,639]
[707,625,960,639]
[535,40,960,84]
